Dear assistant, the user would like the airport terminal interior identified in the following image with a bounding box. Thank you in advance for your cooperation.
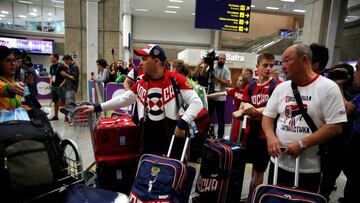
[1,0,360,202]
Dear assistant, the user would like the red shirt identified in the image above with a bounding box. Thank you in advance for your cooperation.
[226,87,244,110]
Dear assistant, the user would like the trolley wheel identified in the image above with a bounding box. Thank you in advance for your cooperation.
[60,138,83,181]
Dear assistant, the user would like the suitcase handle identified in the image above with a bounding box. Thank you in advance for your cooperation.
[273,156,300,187]
[167,134,190,162]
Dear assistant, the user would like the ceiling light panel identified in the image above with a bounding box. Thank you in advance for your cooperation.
[169,0,183,3]
[293,9,305,13]
[18,0,33,4]
[281,0,296,2]
[266,7,279,10]
[135,8,148,11]
[164,10,177,14]
[1,11,9,14]
[166,6,180,9]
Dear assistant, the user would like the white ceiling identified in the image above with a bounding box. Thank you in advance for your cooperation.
[126,0,360,20]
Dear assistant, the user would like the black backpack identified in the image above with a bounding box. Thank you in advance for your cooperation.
[0,109,68,201]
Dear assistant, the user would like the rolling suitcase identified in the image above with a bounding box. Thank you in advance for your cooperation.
[129,135,196,203]
[251,156,327,203]
[96,152,140,194]
[194,138,246,203]
[93,114,139,155]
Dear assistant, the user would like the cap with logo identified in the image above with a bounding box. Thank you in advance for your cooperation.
[134,44,167,62]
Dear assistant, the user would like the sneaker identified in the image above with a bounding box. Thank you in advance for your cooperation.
[64,116,70,123]
[49,116,59,121]
[60,107,69,115]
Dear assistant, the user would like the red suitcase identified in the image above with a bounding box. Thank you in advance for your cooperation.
[93,115,139,156]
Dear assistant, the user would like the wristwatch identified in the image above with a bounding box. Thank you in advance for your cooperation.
[298,140,305,151]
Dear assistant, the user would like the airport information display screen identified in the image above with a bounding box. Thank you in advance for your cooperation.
[195,0,252,33]
[0,36,53,54]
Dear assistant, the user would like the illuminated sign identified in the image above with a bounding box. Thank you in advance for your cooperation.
[0,36,54,54]
[195,0,252,33]
[200,51,245,62]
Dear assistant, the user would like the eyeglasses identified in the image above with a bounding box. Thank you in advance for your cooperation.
[1,58,17,65]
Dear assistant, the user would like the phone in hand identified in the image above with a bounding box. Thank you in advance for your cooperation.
[91,72,94,76]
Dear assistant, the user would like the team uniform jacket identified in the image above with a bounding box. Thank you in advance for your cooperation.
[100,69,203,128]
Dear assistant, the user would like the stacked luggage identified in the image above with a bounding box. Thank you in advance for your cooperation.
[89,113,140,194]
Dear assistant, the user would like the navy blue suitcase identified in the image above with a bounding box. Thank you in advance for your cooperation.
[129,135,196,203]
[252,157,327,203]
[194,138,246,203]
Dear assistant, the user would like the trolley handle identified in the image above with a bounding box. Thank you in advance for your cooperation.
[273,156,300,187]
[167,134,190,163]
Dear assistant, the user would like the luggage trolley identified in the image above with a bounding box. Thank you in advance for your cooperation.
[25,136,84,202]
[61,101,95,127]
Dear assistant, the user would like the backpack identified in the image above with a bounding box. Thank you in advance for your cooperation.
[248,78,277,98]
[0,109,68,200]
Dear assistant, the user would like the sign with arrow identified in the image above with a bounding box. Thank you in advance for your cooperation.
[195,0,252,33]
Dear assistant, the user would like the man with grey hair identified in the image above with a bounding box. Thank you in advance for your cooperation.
[262,44,347,192]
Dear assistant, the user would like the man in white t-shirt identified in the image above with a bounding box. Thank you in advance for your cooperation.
[262,44,347,193]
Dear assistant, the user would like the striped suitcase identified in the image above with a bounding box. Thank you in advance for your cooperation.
[252,157,327,203]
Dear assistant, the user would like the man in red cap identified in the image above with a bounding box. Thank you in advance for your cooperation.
[82,44,203,156]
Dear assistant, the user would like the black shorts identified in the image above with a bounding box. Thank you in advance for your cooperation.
[51,87,65,103]
[246,120,270,172]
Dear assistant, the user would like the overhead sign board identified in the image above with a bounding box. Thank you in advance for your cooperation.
[195,0,252,33]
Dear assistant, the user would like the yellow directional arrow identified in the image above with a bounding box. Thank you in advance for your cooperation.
[245,13,250,18]
[246,6,250,10]
[244,27,249,32]
[245,20,249,25]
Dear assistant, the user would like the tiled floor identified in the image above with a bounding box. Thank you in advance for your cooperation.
[48,105,345,203]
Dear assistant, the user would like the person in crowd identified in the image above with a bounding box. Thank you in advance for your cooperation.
[262,44,347,193]
[91,59,110,86]
[82,44,203,157]
[116,59,129,75]
[242,68,254,82]
[170,59,207,109]
[208,75,250,142]
[49,54,66,121]
[109,62,118,82]
[334,58,360,203]
[13,49,41,109]
[60,55,79,124]
[206,53,231,139]
[124,63,144,91]
[319,63,356,201]
[233,52,281,200]
[309,43,329,74]
[191,58,208,87]
[272,69,283,82]
[0,46,27,110]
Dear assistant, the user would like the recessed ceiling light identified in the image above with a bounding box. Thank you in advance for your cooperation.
[33,8,37,12]
[169,0,183,3]
[19,15,26,18]
[1,11,9,14]
[51,0,64,3]
[266,7,279,10]
[192,12,195,15]
[281,0,296,2]
[48,12,52,16]
[135,8,148,12]
[0,14,5,17]
[293,9,305,13]
[29,12,37,16]
[18,0,33,4]
[164,10,177,14]
[166,6,180,9]
[251,5,255,8]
